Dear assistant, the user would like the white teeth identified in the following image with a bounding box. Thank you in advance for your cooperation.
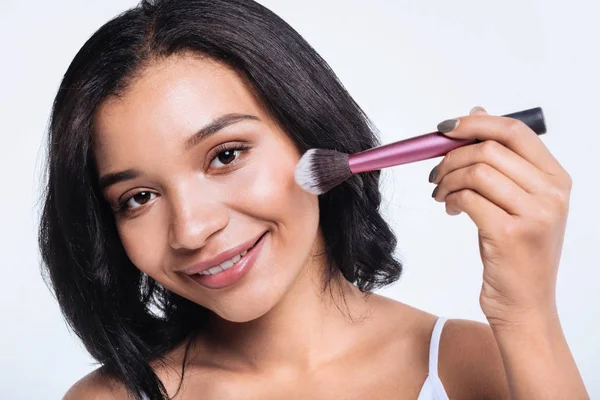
[198,248,250,276]
[208,266,223,275]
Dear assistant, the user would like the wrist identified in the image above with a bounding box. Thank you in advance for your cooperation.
[489,313,564,361]
[487,304,560,334]
[487,307,589,400]
[489,306,566,372]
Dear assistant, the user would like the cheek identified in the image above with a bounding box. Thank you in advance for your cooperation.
[237,147,319,227]
[112,141,320,281]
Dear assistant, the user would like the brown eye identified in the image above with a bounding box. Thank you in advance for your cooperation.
[210,148,244,168]
[217,150,237,165]
[125,191,156,209]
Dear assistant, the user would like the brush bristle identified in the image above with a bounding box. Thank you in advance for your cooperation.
[294,148,352,195]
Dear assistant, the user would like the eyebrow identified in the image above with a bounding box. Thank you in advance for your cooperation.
[98,113,259,191]
[185,113,259,150]
[98,169,140,192]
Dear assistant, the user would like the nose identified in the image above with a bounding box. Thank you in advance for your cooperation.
[167,191,229,251]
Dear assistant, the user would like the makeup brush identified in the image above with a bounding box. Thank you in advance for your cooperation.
[294,107,546,195]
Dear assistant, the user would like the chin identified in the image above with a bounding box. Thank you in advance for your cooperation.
[208,284,288,323]
[198,234,318,324]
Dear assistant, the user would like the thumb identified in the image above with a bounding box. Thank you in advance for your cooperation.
[470,105,488,116]
[436,106,490,134]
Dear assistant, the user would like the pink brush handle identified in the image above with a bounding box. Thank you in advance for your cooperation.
[348,107,546,174]
[349,133,473,173]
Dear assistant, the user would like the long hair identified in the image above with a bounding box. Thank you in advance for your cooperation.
[39,0,402,398]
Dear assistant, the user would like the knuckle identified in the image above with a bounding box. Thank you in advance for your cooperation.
[561,171,573,191]
[470,163,491,182]
[533,205,555,226]
[453,188,473,204]
[505,118,527,135]
[479,140,501,159]
[547,185,570,209]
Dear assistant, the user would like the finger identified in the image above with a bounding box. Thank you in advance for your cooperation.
[432,163,532,216]
[431,139,549,194]
[438,114,564,177]
[470,106,488,116]
[444,188,512,231]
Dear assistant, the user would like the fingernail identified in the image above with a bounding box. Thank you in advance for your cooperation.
[428,166,438,183]
[437,119,460,133]
[431,186,438,198]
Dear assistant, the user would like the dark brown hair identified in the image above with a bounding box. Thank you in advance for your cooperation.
[39,0,402,398]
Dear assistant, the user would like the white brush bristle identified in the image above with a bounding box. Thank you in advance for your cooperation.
[294,148,352,195]
[294,149,322,195]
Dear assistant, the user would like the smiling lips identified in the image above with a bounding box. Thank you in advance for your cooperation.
[180,232,265,276]
[198,249,249,275]
[185,232,267,290]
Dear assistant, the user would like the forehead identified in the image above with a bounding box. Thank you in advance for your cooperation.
[93,54,264,170]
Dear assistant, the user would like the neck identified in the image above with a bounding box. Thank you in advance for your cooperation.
[200,250,373,372]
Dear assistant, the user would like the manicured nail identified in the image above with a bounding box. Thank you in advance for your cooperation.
[428,166,438,183]
[431,186,439,198]
[437,119,459,133]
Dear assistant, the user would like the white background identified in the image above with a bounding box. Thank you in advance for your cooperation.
[1,0,598,398]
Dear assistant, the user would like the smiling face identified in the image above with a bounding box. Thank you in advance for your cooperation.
[93,53,323,322]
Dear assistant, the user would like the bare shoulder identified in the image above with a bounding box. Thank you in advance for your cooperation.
[366,296,510,399]
[63,368,131,400]
[439,319,510,400]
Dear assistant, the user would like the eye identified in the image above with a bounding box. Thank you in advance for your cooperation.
[213,149,238,167]
[209,143,249,169]
[121,191,157,211]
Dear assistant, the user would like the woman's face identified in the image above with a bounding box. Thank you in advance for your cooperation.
[93,53,322,322]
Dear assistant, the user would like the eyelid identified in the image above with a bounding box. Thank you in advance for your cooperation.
[110,141,251,215]
[207,141,251,170]
[113,189,158,214]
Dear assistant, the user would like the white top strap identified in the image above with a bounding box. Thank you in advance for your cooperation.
[428,317,447,377]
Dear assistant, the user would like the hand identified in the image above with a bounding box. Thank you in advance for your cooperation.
[429,106,572,328]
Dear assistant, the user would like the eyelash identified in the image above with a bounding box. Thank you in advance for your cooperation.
[208,142,250,169]
[112,142,251,216]
[112,191,156,215]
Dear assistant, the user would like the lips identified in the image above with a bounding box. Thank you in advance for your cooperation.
[187,232,267,290]
[179,232,266,276]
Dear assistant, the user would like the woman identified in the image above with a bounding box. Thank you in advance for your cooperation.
[39,0,588,399]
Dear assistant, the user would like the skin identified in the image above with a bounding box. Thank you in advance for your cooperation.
[64,53,588,399]
[433,108,588,399]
